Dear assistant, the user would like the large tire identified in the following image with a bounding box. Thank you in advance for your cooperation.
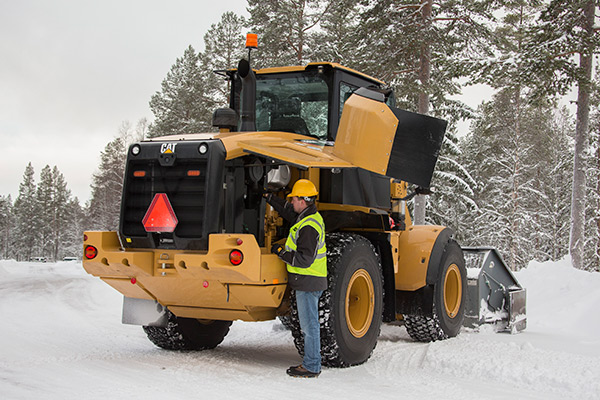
[143,310,232,350]
[277,315,294,331]
[404,239,466,342]
[289,233,384,367]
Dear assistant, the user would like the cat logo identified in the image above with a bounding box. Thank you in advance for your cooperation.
[160,143,177,154]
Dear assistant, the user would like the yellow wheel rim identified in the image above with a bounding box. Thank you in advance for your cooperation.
[345,269,375,338]
[444,264,462,318]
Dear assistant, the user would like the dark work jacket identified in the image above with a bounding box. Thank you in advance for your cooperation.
[266,194,327,292]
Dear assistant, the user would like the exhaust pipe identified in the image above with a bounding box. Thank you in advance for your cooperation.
[238,59,256,132]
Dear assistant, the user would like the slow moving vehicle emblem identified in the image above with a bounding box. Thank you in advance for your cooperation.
[142,193,178,233]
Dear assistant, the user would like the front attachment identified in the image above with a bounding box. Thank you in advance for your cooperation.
[462,247,527,333]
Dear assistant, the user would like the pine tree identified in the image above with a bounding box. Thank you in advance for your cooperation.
[202,11,247,107]
[0,195,12,259]
[12,163,38,261]
[148,46,215,137]
[357,0,495,116]
[247,0,332,67]
[474,1,545,90]
[518,105,573,264]
[50,166,72,261]
[4,164,79,261]
[36,165,55,259]
[465,1,549,268]
[457,0,584,269]
[428,127,478,243]
[585,73,600,271]
[30,165,76,261]
[62,198,86,259]
[529,0,600,270]
[88,136,127,231]
[462,94,529,269]
[461,93,573,270]
[311,0,361,65]
[87,120,147,233]
[357,0,497,224]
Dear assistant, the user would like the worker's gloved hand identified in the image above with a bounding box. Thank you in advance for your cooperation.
[271,243,284,256]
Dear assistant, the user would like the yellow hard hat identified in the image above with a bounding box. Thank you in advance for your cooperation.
[287,179,318,198]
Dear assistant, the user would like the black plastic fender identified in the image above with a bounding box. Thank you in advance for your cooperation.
[425,227,455,285]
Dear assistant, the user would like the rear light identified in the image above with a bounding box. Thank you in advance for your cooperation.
[133,170,146,177]
[187,170,200,177]
[229,249,244,266]
[84,245,98,260]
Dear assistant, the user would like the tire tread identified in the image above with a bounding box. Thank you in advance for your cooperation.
[143,311,232,350]
[289,233,384,367]
[404,239,466,342]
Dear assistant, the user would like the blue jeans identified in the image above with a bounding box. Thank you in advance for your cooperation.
[295,290,323,373]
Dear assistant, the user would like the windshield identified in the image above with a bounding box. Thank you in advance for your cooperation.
[255,74,329,140]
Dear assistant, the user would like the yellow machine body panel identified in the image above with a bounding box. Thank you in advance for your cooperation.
[333,94,399,176]
[149,94,401,174]
[395,225,447,291]
[83,231,288,322]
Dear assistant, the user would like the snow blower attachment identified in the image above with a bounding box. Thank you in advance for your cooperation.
[462,247,526,333]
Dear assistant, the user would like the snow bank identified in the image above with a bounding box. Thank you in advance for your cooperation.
[517,256,600,339]
[0,259,599,400]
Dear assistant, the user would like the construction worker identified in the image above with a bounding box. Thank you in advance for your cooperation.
[265,179,327,378]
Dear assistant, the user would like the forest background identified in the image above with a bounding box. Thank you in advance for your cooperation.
[1,0,599,272]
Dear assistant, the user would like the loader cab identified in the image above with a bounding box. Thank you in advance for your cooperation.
[225,63,395,141]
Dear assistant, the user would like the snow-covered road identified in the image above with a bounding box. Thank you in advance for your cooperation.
[1,259,598,399]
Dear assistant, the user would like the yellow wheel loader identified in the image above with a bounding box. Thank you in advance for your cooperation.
[83,39,526,367]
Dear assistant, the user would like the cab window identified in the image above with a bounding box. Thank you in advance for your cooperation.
[256,75,329,140]
[339,82,359,119]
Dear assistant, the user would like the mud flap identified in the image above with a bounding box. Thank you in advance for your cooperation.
[122,297,168,327]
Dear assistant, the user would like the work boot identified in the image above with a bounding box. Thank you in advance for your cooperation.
[286,365,320,378]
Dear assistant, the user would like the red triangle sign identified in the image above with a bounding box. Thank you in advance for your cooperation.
[142,193,178,233]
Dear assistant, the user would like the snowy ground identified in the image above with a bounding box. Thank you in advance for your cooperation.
[1,258,599,400]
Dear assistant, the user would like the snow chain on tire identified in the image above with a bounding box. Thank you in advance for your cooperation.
[404,239,466,342]
[277,315,294,331]
[404,308,448,342]
[288,233,384,367]
[143,310,232,350]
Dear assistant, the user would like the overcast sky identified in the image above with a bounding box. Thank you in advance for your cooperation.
[0,0,248,202]
[1,1,579,205]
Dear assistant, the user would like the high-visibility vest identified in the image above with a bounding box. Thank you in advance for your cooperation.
[285,212,327,277]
